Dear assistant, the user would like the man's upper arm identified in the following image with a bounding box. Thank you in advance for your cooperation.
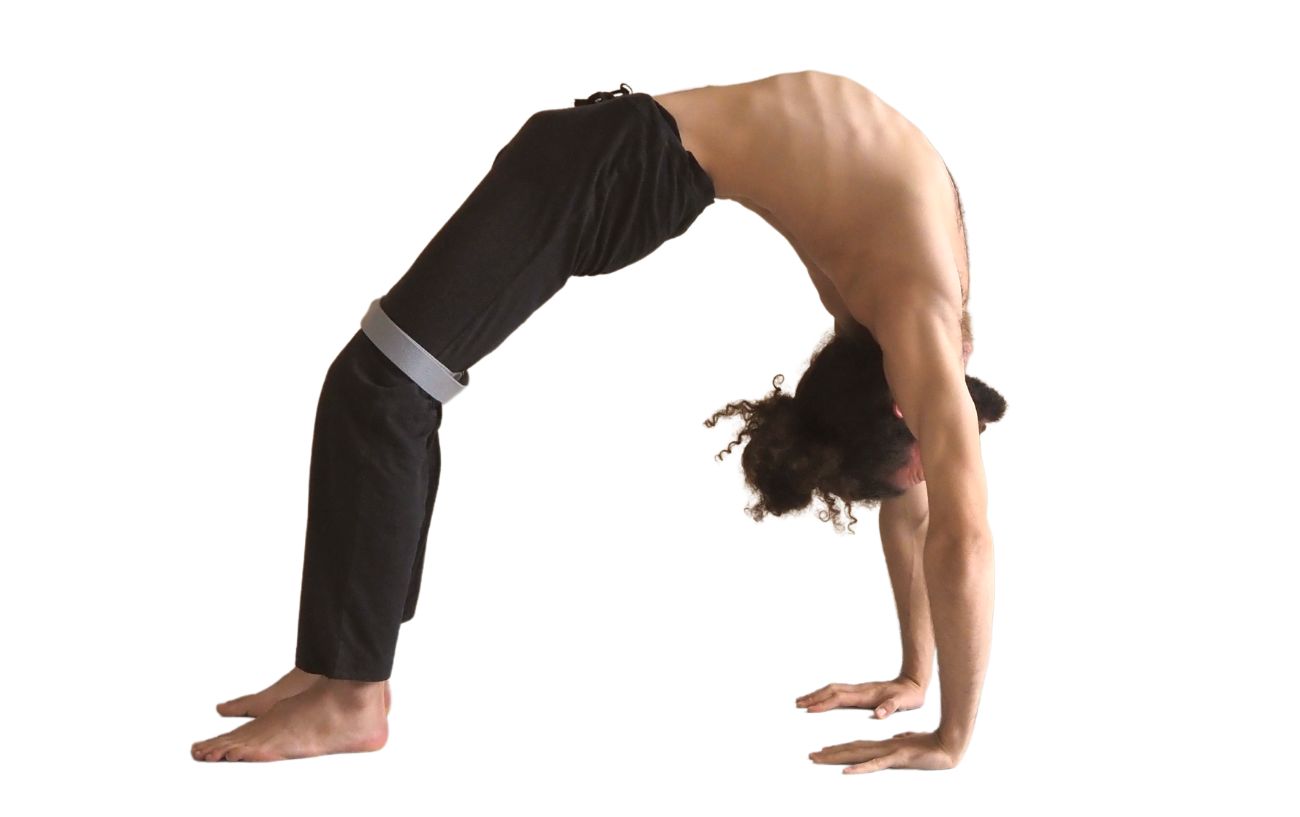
[872,297,989,546]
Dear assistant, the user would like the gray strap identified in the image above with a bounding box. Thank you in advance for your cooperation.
[360,298,467,404]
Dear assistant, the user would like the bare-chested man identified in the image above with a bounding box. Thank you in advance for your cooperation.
[192,70,1005,774]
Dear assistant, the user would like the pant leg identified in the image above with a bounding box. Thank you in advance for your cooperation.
[401,423,441,623]
[293,86,716,681]
[294,328,443,681]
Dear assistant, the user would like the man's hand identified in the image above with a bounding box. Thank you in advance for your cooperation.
[809,730,959,774]
[795,676,926,719]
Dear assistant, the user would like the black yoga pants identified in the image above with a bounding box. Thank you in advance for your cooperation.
[294,85,716,681]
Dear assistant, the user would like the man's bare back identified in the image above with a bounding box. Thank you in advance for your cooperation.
[653,70,972,362]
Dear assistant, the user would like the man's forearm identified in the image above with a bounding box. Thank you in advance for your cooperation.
[881,516,936,688]
[921,531,994,758]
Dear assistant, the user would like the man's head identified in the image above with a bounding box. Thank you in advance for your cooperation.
[704,322,1007,533]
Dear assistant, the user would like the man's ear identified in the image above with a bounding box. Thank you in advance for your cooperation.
[893,402,904,420]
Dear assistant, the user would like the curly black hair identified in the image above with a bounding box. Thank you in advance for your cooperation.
[704,322,1008,534]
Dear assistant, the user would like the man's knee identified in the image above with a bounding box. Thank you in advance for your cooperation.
[320,330,443,433]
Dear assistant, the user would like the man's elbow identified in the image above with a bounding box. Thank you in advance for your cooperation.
[924,529,993,569]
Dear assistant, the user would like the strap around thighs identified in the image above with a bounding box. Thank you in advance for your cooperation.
[359,298,468,404]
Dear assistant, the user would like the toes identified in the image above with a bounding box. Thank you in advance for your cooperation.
[194,745,218,762]
[216,696,253,716]
[226,743,264,762]
[195,740,221,761]
[204,740,235,761]
[193,730,239,761]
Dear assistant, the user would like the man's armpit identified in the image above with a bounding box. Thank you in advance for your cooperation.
[874,303,964,438]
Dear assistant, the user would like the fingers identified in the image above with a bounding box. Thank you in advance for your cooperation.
[874,698,898,719]
[797,682,888,712]
[804,689,883,713]
[845,754,899,774]
[795,683,846,708]
[805,693,848,713]
[809,739,888,765]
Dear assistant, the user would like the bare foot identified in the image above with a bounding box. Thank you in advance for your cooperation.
[192,678,387,762]
[215,667,320,717]
[216,667,392,717]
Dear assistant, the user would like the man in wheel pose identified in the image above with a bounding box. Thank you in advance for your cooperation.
[191,70,1008,773]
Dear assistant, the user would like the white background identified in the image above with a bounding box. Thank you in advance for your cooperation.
[2,0,1296,812]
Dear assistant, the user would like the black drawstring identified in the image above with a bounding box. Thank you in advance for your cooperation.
[574,82,633,107]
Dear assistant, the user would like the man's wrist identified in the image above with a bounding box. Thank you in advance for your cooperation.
[899,665,931,691]
[936,721,972,759]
